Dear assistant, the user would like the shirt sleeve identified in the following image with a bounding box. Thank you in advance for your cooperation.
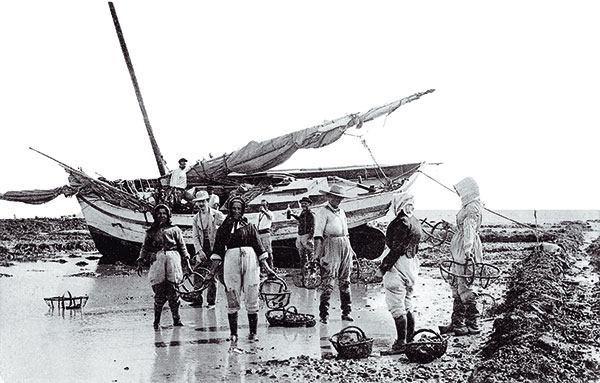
[313,209,326,238]
[174,227,190,260]
[248,224,267,261]
[211,226,227,261]
[192,215,202,254]
[137,232,154,265]
[462,213,478,255]
[307,211,315,236]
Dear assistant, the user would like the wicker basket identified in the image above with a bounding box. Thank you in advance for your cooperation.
[259,276,291,309]
[404,329,448,364]
[292,263,322,289]
[330,326,374,359]
[265,306,316,328]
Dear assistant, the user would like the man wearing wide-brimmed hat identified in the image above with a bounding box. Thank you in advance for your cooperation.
[190,190,225,308]
[287,196,315,267]
[313,184,355,324]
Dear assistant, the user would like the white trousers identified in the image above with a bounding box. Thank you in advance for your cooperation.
[223,247,260,314]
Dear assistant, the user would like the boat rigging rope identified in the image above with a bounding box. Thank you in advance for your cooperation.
[417,170,581,244]
[343,132,391,186]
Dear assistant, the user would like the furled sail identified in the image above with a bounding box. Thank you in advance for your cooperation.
[0,185,77,205]
[178,89,434,185]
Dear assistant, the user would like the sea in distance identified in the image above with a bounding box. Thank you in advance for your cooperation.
[412,209,600,225]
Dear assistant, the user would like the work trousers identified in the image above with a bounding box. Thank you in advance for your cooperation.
[319,236,353,317]
[296,234,314,265]
[383,269,414,318]
[223,247,260,315]
[152,281,180,317]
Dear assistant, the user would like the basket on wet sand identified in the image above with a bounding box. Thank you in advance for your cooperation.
[404,329,448,364]
[265,306,316,328]
[260,276,291,309]
[44,290,88,310]
[330,326,374,359]
[292,262,322,289]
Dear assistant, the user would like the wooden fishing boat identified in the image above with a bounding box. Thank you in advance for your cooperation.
[0,3,435,267]
[69,162,425,266]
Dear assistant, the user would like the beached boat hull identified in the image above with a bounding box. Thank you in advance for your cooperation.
[77,170,422,266]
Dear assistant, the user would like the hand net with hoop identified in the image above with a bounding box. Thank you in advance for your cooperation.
[259,276,291,309]
[176,267,213,303]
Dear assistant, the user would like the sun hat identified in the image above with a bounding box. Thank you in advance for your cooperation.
[192,190,210,202]
[319,184,350,199]
[392,192,415,216]
[454,177,480,206]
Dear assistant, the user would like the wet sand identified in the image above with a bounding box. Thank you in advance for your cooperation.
[1,218,599,382]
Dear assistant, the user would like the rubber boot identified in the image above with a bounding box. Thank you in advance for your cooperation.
[440,297,467,335]
[406,311,415,342]
[381,315,407,355]
[170,299,183,326]
[248,313,259,341]
[319,290,332,323]
[227,312,239,343]
[340,289,353,321]
[465,299,481,335]
[153,307,162,330]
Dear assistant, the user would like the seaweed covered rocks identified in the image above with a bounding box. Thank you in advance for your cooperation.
[470,225,600,383]
[0,217,96,264]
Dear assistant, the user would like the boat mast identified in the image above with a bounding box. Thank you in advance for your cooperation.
[108,2,167,177]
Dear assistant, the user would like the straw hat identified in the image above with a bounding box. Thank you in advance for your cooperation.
[319,184,350,199]
[192,190,210,202]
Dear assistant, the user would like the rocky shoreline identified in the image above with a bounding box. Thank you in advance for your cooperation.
[0,217,95,266]
[1,217,599,382]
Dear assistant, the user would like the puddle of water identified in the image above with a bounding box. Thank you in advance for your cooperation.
[0,254,498,382]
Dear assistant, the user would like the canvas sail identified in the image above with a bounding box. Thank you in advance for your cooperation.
[177,90,434,185]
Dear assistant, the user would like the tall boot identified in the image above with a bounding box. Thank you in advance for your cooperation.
[381,315,407,355]
[340,289,353,321]
[406,311,415,342]
[319,290,332,323]
[248,313,259,341]
[227,312,239,342]
[169,299,183,326]
[153,305,162,330]
[439,297,467,335]
[465,298,481,334]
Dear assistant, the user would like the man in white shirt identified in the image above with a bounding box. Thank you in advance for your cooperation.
[313,184,354,324]
[207,185,220,210]
[191,190,225,308]
[169,158,192,211]
[257,199,274,270]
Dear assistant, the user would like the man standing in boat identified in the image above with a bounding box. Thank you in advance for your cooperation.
[257,199,275,271]
[207,185,220,210]
[169,158,193,211]
[313,184,354,324]
[191,190,225,308]
[287,197,315,267]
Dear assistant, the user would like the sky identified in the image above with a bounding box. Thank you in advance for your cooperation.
[1,1,599,219]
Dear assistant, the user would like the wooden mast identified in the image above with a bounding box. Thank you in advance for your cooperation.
[108,2,167,176]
